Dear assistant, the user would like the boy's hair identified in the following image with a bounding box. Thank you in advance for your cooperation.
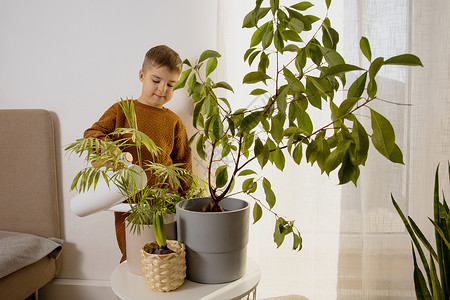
[142,45,182,74]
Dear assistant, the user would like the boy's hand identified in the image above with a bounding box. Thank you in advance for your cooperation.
[91,150,133,171]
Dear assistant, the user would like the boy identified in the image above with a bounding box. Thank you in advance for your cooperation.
[84,45,192,262]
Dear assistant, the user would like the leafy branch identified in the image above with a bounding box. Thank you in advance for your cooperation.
[175,0,422,250]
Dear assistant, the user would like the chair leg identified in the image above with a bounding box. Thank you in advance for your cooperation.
[25,290,38,300]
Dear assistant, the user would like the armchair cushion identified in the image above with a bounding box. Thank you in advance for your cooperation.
[0,231,63,278]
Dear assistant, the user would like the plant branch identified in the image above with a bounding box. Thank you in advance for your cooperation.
[217,134,244,201]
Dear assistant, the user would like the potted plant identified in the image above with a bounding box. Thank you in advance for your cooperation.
[392,163,449,299]
[141,211,186,292]
[66,99,199,274]
[173,0,423,283]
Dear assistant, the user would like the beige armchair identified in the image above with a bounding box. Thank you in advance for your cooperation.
[0,109,62,300]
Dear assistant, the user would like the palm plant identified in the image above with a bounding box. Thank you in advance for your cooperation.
[66,99,201,233]
[392,163,450,299]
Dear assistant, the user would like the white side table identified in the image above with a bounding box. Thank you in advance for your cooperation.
[111,258,261,300]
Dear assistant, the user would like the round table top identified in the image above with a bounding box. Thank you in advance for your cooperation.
[111,258,261,300]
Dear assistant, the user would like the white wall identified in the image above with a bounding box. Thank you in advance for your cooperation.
[0,0,217,298]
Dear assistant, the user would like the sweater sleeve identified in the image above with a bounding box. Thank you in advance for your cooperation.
[171,120,193,194]
[171,121,192,173]
[84,103,120,140]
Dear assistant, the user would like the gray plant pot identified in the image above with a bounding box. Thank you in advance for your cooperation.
[176,197,250,284]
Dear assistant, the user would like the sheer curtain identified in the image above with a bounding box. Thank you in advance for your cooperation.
[215,1,449,299]
[337,1,450,299]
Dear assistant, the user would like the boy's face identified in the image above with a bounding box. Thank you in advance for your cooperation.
[138,65,180,109]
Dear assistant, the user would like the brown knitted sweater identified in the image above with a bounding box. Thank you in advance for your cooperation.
[84,99,192,181]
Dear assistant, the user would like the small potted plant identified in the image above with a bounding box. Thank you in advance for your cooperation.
[66,99,198,274]
[173,0,423,284]
[141,211,186,292]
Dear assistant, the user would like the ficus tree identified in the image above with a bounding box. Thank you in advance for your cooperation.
[174,0,423,250]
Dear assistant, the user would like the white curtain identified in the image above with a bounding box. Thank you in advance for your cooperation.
[337,1,450,299]
[216,0,450,299]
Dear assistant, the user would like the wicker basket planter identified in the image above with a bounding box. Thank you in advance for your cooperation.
[141,240,186,292]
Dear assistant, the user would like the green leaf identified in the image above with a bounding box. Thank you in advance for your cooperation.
[412,248,433,300]
[273,147,285,171]
[248,50,261,66]
[369,57,384,80]
[282,44,300,52]
[244,47,256,61]
[242,111,262,132]
[192,99,204,128]
[254,137,264,156]
[367,79,377,98]
[290,18,304,32]
[320,47,345,67]
[221,142,231,157]
[384,54,423,67]
[273,218,286,247]
[198,50,221,63]
[360,37,372,61]
[287,8,312,31]
[292,143,303,165]
[258,52,270,72]
[350,117,369,165]
[290,1,314,11]
[322,64,364,77]
[215,165,228,188]
[250,22,270,47]
[389,143,404,164]
[182,58,192,67]
[325,0,331,8]
[392,196,433,288]
[273,218,293,248]
[242,178,257,193]
[283,126,305,137]
[305,79,321,109]
[322,23,339,49]
[271,117,284,143]
[338,97,360,118]
[213,81,234,93]
[338,150,357,185]
[324,149,343,175]
[173,68,192,91]
[410,217,438,260]
[262,27,274,49]
[205,57,218,78]
[297,109,313,134]
[243,71,272,84]
[280,30,302,42]
[213,116,223,140]
[429,255,445,299]
[250,88,268,95]
[238,169,257,176]
[263,177,276,209]
[186,72,197,96]
[370,109,395,159]
[196,134,206,160]
[256,140,270,168]
[242,7,270,28]
[253,203,263,224]
[293,232,302,251]
[347,72,367,98]
[242,10,256,28]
